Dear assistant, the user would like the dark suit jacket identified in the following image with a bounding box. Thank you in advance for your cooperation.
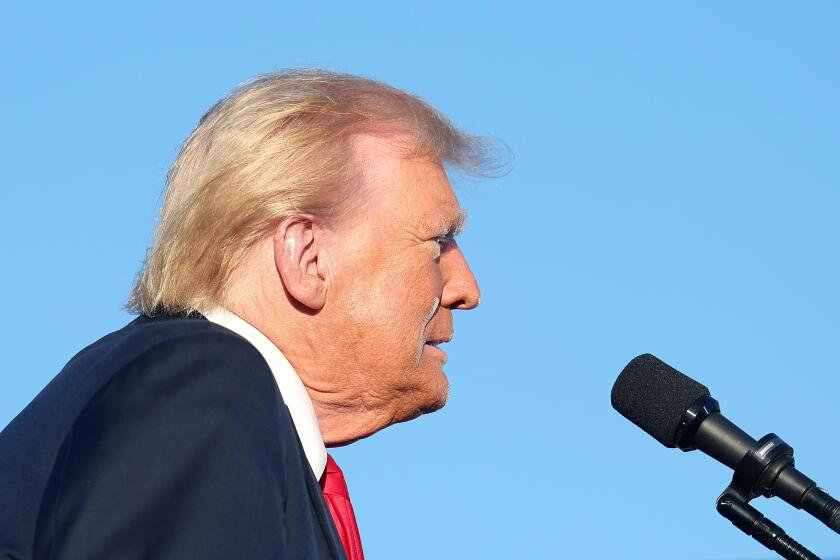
[0,313,346,560]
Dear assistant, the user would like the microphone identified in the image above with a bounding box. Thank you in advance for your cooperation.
[612,354,840,558]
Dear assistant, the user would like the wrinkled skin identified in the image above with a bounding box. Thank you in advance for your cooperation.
[228,132,480,446]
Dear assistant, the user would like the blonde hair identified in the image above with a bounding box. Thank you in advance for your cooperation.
[127,68,497,316]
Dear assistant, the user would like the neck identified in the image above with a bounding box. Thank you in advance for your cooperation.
[223,290,389,447]
[307,389,406,446]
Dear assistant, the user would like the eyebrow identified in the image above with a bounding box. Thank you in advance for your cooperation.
[432,209,468,237]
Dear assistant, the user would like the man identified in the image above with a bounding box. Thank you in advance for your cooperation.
[0,69,494,559]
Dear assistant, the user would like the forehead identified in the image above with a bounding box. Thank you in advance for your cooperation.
[348,133,463,231]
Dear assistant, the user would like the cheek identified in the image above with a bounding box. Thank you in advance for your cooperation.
[338,267,415,341]
[391,265,444,333]
[368,257,442,312]
[336,253,444,352]
[351,263,442,352]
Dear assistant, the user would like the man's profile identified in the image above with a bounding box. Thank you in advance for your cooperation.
[0,69,496,559]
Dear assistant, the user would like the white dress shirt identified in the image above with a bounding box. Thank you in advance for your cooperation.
[204,307,328,479]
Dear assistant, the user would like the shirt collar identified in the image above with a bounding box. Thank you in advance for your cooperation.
[203,306,328,479]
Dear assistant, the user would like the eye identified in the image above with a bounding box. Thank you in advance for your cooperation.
[433,232,455,251]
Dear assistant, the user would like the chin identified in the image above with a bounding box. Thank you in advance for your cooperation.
[417,396,447,416]
[417,370,450,415]
[390,373,449,425]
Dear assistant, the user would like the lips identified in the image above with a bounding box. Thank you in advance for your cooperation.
[423,334,452,362]
[424,335,452,346]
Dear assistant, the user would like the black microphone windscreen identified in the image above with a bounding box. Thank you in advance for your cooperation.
[611,354,710,448]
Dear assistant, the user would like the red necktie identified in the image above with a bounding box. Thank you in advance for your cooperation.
[320,454,365,560]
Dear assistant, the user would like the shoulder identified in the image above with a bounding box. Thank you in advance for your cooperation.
[2,314,291,463]
[52,316,301,500]
[27,319,306,560]
[67,314,277,399]
[98,315,286,427]
[0,316,297,556]
[70,314,256,369]
[57,315,299,504]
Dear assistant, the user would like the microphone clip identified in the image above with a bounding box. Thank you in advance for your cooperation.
[715,434,820,559]
[728,433,795,502]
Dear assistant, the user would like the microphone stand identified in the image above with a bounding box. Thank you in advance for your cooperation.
[715,433,819,560]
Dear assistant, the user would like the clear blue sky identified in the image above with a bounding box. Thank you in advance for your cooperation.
[2,2,839,558]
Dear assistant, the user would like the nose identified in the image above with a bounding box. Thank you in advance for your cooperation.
[440,242,480,310]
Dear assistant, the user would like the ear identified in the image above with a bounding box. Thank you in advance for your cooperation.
[273,216,327,311]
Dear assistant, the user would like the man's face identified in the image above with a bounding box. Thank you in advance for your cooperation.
[320,134,480,430]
